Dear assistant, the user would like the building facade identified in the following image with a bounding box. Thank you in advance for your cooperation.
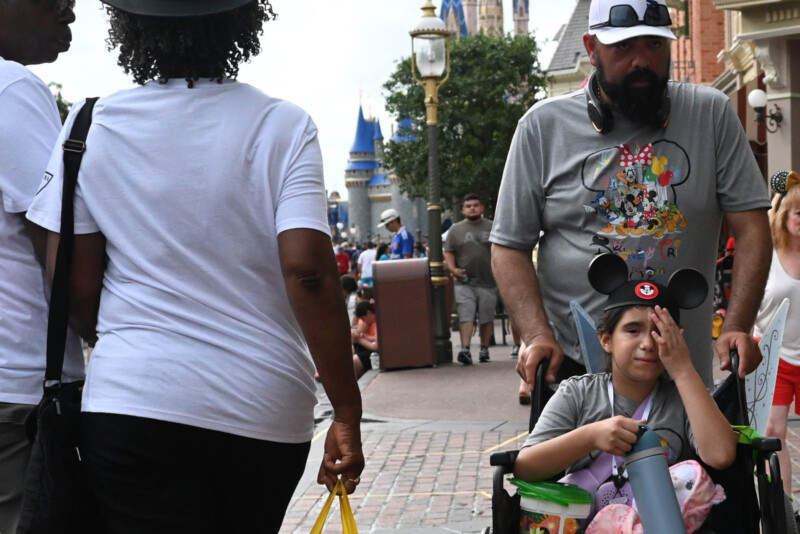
[713,0,800,176]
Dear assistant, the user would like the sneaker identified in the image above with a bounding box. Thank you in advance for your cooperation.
[479,347,490,363]
[457,349,473,365]
[511,345,520,358]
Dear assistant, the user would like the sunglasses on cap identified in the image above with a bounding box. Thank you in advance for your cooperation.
[590,3,672,29]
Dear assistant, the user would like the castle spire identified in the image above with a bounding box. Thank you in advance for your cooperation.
[349,106,376,154]
[440,0,469,37]
[513,0,529,36]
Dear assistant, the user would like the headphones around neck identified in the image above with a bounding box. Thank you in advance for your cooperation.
[585,71,671,134]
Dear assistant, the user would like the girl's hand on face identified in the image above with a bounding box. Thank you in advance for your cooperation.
[650,305,691,378]
[590,416,641,456]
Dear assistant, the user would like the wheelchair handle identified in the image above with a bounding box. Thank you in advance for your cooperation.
[730,350,748,427]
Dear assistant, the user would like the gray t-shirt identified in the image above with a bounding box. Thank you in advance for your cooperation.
[490,81,770,384]
[445,218,496,288]
[523,373,696,474]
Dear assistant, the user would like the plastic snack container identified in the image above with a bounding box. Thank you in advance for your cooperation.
[511,479,593,534]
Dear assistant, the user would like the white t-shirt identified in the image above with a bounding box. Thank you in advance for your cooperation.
[0,57,84,404]
[754,250,800,366]
[357,248,377,279]
[27,79,329,442]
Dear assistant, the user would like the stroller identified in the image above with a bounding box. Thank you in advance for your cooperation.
[484,353,798,534]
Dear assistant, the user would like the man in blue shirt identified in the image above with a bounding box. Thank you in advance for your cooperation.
[377,208,414,259]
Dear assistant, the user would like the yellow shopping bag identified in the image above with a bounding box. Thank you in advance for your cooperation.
[310,479,359,534]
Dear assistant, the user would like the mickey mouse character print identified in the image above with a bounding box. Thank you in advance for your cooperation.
[635,282,657,299]
[583,140,688,241]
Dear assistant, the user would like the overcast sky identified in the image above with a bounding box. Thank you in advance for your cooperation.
[30,0,578,199]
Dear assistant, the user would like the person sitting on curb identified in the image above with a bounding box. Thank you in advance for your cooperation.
[341,274,358,323]
[352,301,379,378]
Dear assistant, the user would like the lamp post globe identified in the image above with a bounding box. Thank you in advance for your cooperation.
[747,88,767,109]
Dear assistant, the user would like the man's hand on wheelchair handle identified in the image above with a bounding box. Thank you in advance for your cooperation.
[716,330,761,378]
[517,332,563,392]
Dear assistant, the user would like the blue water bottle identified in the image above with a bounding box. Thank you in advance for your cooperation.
[623,424,684,533]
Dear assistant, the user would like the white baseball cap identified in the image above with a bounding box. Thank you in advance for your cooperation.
[377,208,400,228]
[588,0,676,45]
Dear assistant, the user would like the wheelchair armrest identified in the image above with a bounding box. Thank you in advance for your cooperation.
[490,450,519,470]
[752,436,782,453]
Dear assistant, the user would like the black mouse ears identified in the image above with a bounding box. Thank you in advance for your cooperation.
[588,254,628,295]
[667,268,708,310]
[588,253,707,310]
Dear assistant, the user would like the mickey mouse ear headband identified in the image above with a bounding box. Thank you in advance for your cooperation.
[771,170,800,210]
[588,254,707,324]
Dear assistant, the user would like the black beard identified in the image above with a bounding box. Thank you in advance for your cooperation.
[596,61,668,126]
[466,215,482,221]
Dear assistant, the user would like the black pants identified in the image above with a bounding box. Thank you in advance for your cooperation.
[81,413,310,533]
[353,343,373,371]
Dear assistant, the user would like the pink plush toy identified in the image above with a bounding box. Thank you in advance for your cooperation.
[586,460,725,534]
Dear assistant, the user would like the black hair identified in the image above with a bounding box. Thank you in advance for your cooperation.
[376,244,389,258]
[596,306,634,337]
[356,286,374,301]
[105,0,276,86]
[341,275,357,294]
[355,301,375,318]
[463,192,483,204]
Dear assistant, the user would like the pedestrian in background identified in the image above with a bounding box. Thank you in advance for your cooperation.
[357,241,377,286]
[376,243,390,261]
[0,2,83,531]
[25,1,363,531]
[445,193,497,365]
[377,208,414,259]
[334,244,351,275]
[352,301,379,378]
[342,274,358,323]
[755,170,800,495]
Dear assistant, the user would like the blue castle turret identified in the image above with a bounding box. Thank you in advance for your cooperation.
[440,0,469,37]
[345,107,427,244]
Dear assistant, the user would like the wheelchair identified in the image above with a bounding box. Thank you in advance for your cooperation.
[483,354,799,534]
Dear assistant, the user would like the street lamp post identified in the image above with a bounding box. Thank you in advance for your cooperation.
[410,0,453,363]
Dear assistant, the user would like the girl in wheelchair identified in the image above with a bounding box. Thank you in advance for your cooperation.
[513,254,737,530]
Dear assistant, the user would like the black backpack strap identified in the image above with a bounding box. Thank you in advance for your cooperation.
[44,97,99,385]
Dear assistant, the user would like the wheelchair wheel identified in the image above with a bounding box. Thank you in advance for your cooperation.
[785,493,799,534]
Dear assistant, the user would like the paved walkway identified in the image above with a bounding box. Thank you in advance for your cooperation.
[280,330,800,533]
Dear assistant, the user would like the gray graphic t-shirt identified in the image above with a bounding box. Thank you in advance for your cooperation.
[524,373,696,473]
[491,81,770,383]
[445,218,495,288]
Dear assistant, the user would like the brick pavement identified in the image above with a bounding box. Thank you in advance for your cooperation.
[280,419,528,534]
[281,332,800,533]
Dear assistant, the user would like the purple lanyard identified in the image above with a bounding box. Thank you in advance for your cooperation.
[588,382,656,482]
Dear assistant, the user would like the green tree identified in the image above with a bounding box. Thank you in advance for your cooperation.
[382,33,547,216]
[48,82,72,124]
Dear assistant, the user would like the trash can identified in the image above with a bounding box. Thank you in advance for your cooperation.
[373,259,436,370]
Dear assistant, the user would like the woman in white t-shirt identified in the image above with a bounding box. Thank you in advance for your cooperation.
[25,1,363,532]
[756,170,800,495]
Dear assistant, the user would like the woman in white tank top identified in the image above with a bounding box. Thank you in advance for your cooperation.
[756,170,800,495]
